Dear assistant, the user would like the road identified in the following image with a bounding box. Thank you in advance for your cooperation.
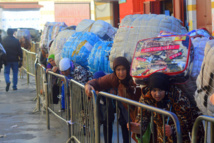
[0,71,68,143]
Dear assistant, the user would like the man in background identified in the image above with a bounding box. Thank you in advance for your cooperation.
[2,28,22,91]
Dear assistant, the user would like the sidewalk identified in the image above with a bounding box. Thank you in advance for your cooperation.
[0,71,68,143]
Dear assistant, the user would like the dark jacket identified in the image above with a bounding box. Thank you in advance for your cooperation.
[2,35,22,62]
[135,85,204,143]
[87,73,141,122]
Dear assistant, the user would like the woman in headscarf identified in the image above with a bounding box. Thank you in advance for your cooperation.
[129,72,204,143]
[85,57,141,143]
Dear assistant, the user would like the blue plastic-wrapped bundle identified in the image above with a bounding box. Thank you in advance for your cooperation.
[61,32,100,69]
[88,41,113,74]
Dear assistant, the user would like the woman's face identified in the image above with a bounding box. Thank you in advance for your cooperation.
[49,58,56,66]
[61,69,70,76]
[151,88,166,102]
[115,65,127,80]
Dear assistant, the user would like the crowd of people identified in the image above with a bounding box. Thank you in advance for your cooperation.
[1,28,214,143]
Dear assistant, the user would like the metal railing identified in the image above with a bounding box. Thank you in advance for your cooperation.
[21,47,37,84]
[68,79,98,143]
[192,115,214,143]
[34,63,46,112]
[45,71,71,140]
[96,91,182,143]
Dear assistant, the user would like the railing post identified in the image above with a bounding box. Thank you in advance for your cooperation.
[27,52,30,84]
[44,82,50,129]
[65,79,71,141]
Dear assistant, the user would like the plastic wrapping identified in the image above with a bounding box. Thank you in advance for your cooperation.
[88,41,113,74]
[49,30,76,66]
[61,32,100,69]
[110,14,188,69]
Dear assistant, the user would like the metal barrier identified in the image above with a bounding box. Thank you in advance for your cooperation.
[45,71,71,140]
[192,115,214,143]
[30,42,40,54]
[68,79,98,143]
[34,63,46,112]
[96,91,182,143]
[21,47,37,84]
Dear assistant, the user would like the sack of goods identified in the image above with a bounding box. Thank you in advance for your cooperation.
[131,35,193,85]
[40,22,67,50]
[88,41,113,74]
[195,40,214,116]
[49,30,76,66]
[109,14,187,69]
[61,32,100,69]
[76,19,117,41]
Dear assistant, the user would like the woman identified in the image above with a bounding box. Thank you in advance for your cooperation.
[46,54,59,73]
[46,54,60,104]
[85,57,141,143]
[129,72,204,143]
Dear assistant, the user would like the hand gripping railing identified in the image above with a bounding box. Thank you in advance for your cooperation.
[68,79,98,143]
[97,91,182,143]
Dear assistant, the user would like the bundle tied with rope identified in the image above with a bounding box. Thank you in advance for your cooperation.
[195,40,214,116]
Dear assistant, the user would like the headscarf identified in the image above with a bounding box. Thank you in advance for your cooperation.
[93,71,106,79]
[148,72,170,91]
[59,58,74,71]
[113,57,132,86]
[48,54,55,61]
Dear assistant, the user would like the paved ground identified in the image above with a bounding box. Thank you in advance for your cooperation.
[0,70,135,143]
[0,71,68,143]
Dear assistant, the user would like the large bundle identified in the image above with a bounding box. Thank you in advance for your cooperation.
[191,37,209,79]
[49,30,76,66]
[131,35,193,84]
[110,14,187,69]
[177,37,209,107]
[195,40,214,116]
[76,19,116,41]
[88,41,113,74]
[61,32,100,69]
[40,22,67,49]
[16,29,32,50]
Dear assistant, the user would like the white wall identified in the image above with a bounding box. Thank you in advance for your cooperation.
[1,9,40,31]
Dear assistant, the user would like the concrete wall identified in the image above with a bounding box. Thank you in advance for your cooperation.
[95,2,114,25]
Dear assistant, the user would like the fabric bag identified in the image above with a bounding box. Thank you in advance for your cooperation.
[131,35,193,84]
[135,124,151,143]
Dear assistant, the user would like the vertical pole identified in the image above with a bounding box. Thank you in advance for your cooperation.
[44,81,50,129]
[65,79,71,141]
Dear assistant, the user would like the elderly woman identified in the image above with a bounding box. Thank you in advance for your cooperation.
[129,72,204,143]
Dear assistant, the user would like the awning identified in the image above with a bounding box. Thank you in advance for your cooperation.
[0,2,43,9]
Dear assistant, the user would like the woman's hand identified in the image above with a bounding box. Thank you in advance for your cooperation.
[163,125,172,137]
[52,66,58,73]
[127,122,141,134]
[46,68,51,73]
[85,84,94,98]
[210,94,214,105]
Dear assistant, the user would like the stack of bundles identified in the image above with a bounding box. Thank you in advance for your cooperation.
[191,37,210,79]
[16,29,32,50]
[61,32,100,69]
[109,14,187,69]
[49,30,76,66]
[195,40,214,116]
[76,19,117,41]
[176,37,209,107]
[40,22,67,49]
[88,41,113,74]
[188,28,212,39]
